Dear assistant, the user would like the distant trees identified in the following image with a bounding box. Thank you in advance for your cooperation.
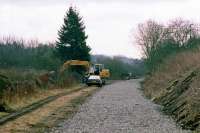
[92,55,145,79]
[0,37,61,70]
[136,18,200,72]
[56,6,91,62]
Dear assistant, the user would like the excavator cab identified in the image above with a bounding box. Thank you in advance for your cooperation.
[94,64,104,75]
[93,64,110,84]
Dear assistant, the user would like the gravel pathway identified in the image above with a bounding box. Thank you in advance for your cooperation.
[50,80,189,133]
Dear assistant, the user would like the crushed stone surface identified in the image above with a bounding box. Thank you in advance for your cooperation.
[50,80,190,133]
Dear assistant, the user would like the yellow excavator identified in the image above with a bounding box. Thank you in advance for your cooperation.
[60,60,110,84]
[93,64,110,84]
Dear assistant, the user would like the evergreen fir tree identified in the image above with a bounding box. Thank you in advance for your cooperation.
[56,6,91,62]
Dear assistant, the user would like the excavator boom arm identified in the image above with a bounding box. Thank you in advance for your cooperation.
[60,60,90,74]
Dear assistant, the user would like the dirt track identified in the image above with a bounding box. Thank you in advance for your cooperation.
[50,79,189,133]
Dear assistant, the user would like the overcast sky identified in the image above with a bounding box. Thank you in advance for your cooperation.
[1,0,200,58]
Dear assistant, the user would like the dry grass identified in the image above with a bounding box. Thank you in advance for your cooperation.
[0,68,44,81]
[3,85,81,111]
[0,86,97,133]
[0,68,42,109]
[143,48,200,131]
[0,68,78,112]
[144,48,200,98]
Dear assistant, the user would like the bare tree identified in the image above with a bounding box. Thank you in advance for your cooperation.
[136,20,166,58]
[135,18,200,72]
[168,18,198,46]
[136,19,200,59]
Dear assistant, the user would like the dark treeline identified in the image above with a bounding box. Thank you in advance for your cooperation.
[92,55,145,79]
[136,18,200,73]
[0,37,145,80]
[0,37,61,70]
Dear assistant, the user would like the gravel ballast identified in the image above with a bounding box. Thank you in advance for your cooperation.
[50,80,189,133]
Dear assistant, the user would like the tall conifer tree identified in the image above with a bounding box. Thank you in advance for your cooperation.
[56,6,91,62]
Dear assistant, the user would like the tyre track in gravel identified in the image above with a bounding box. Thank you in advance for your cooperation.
[50,79,190,133]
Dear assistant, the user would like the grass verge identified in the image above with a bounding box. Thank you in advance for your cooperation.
[0,86,98,133]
